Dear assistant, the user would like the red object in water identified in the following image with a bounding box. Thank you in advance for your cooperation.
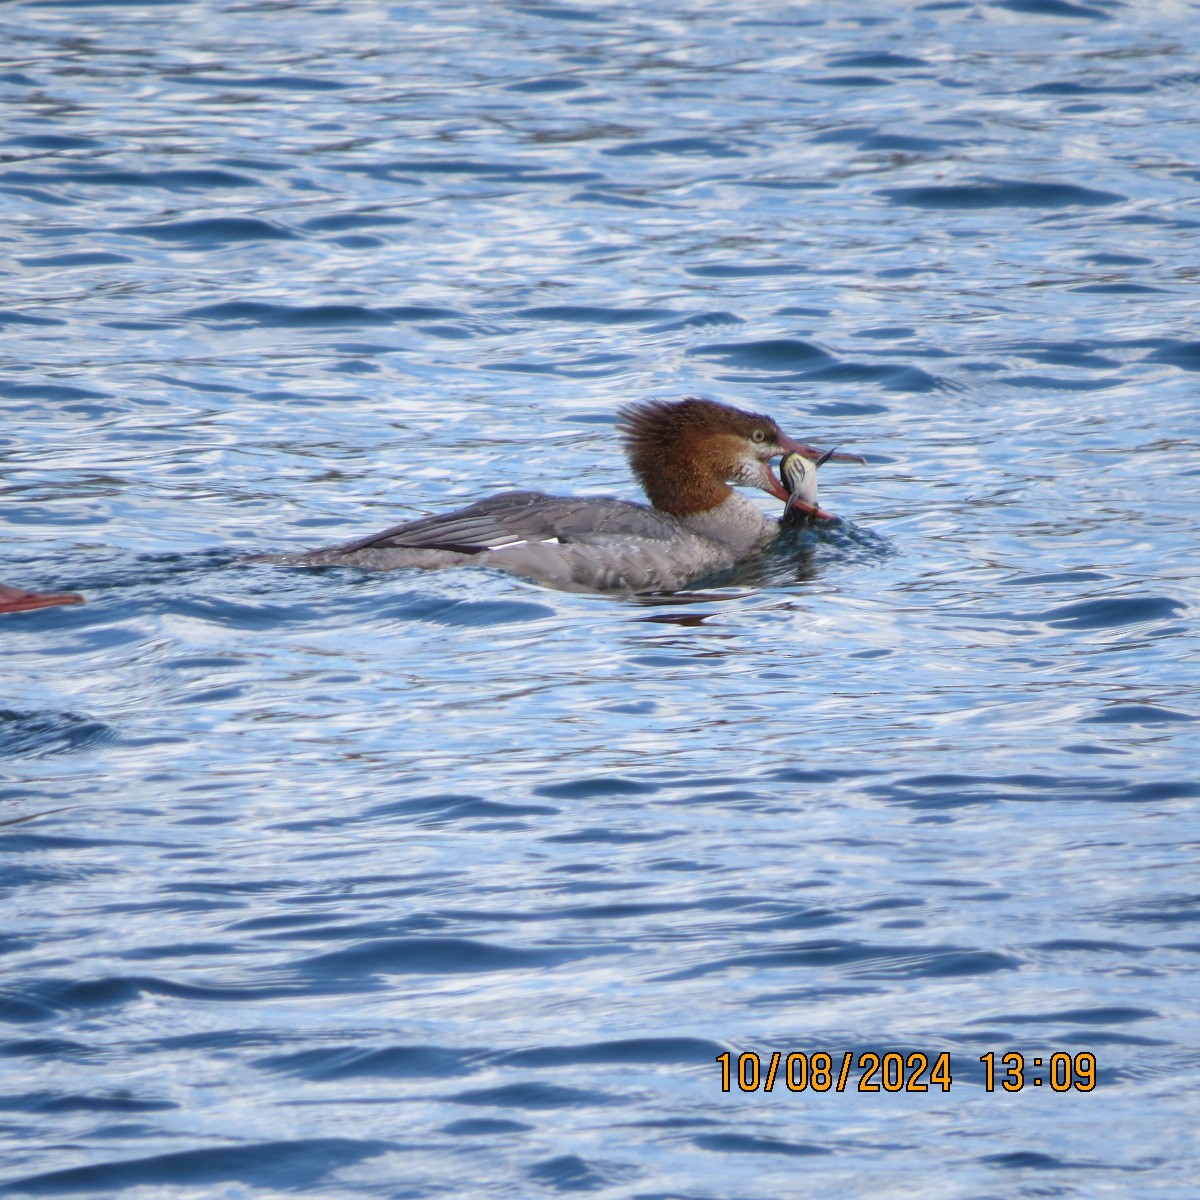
[0,583,85,614]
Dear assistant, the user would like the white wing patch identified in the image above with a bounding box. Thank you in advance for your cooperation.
[486,536,561,550]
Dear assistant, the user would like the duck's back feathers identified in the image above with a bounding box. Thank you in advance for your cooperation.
[326,491,686,555]
[249,490,744,591]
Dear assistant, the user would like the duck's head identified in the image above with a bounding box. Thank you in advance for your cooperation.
[617,396,863,517]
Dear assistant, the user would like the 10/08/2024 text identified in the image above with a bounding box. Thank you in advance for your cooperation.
[717,1051,1097,1093]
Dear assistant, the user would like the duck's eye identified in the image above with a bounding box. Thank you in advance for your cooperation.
[751,429,767,444]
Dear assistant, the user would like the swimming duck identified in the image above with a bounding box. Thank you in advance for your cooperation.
[251,397,863,593]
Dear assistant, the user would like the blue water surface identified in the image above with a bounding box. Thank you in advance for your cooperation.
[3,1,1200,1196]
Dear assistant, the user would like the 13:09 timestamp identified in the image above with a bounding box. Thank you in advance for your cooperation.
[980,1051,1095,1092]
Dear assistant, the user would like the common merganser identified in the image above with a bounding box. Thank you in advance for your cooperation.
[251,397,864,593]
[0,582,85,614]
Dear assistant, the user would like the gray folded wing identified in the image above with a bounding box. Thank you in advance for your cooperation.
[253,491,736,591]
[323,491,686,555]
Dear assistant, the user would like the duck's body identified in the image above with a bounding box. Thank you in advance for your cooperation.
[252,397,863,594]
[261,487,776,593]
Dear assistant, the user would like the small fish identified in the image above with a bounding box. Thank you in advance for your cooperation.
[779,448,837,523]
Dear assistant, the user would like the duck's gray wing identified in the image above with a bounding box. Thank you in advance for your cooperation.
[323,490,685,555]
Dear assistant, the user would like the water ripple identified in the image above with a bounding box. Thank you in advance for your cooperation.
[0,1139,392,1196]
[881,179,1126,208]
